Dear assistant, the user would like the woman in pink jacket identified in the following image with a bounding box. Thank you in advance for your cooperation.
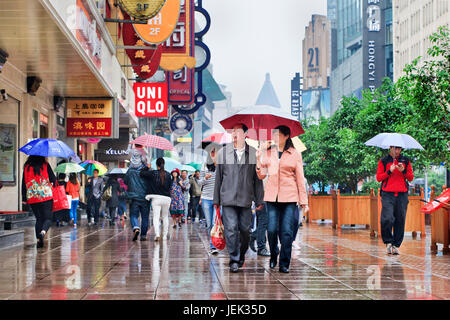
[256,125,309,273]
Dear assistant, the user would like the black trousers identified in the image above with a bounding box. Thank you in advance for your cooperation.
[380,192,409,247]
[30,200,53,239]
[221,206,252,265]
[190,196,200,220]
[88,197,101,223]
[250,204,268,251]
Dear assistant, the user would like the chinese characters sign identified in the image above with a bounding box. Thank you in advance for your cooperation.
[167,66,195,104]
[134,83,168,117]
[66,99,113,137]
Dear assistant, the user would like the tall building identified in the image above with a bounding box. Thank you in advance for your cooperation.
[393,0,449,81]
[302,14,331,120]
[255,73,282,108]
[329,0,393,113]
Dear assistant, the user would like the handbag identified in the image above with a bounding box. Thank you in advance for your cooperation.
[102,185,112,201]
[211,206,226,250]
[52,181,70,212]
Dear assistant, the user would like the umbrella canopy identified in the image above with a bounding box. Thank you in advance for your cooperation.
[19,139,76,158]
[55,163,85,174]
[187,162,202,171]
[130,133,174,151]
[151,157,181,172]
[219,105,304,140]
[200,132,232,149]
[364,133,424,150]
[180,164,196,172]
[246,136,307,153]
[80,160,108,176]
[106,168,128,176]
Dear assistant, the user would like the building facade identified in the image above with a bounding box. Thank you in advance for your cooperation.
[329,0,393,113]
[393,0,449,81]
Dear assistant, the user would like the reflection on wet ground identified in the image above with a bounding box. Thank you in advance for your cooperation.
[0,219,448,300]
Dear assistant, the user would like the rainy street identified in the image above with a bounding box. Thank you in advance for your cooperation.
[0,220,448,300]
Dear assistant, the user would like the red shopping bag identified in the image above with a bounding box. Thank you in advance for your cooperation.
[52,181,69,212]
[211,206,226,250]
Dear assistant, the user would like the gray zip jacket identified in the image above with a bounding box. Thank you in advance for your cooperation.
[213,142,264,208]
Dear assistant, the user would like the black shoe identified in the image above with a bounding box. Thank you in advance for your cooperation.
[36,232,45,248]
[257,248,271,257]
[173,225,177,229]
[140,237,147,241]
[249,238,256,252]
[279,267,289,273]
[230,263,239,273]
[133,229,140,241]
[238,260,245,268]
[270,258,277,269]
[178,222,182,228]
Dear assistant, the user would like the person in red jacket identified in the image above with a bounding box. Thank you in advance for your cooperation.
[376,146,414,255]
[21,155,56,248]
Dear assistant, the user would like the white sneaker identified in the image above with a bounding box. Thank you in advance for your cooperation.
[154,235,160,241]
[386,243,393,254]
[391,246,399,255]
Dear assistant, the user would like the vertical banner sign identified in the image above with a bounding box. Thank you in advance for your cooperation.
[66,99,113,137]
[363,0,386,94]
[76,0,102,70]
[162,0,195,104]
[134,83,168,117]
[291,73,301,118]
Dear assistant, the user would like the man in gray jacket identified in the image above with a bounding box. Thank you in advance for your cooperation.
[213,124,265,273]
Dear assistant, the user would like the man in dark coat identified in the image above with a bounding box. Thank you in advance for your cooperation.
[124,166,150,241]
[214,124,265,273]
[102,176,122,225]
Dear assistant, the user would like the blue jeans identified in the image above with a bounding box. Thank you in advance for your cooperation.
[130,200,150,237]
[266,202,297,269]
[70,199,79,223]
[250,203,269,251]
[118,199,127,216]
[201,199,216,249]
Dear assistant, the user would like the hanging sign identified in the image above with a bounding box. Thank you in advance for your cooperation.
[169,112,193,136]
[167,66,195,104]
[76,0,102,69]
[66,99,115,138]
[160,0,195,71]
[117,0,166,21]
[133,0,181,45]
[134,83,168,117]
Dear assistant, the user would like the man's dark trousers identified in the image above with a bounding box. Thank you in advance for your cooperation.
[190,196,200,220]
[222,206,252,265]
[380,192,409,247]
[250,204,268,251]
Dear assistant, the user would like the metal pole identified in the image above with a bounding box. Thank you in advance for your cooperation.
[424,167,429,201]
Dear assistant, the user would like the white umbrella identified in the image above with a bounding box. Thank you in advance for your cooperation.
[364,133,424,150]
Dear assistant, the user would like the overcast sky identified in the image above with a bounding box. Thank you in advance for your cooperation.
[203,0,327,114]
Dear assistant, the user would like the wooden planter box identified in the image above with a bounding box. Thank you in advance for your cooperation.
[335,190,374,229]
[429,186,449,254]
[370,188,425,238]
[307,191,336,223]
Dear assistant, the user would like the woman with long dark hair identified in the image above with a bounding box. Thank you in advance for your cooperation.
[66,173,80,228]
[256,125,309,273]
[141,157,172,241]
[21,155,57,248]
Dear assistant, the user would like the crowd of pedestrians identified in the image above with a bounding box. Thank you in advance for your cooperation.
[21,123,414,275]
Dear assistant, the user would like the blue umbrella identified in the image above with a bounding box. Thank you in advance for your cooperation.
[151,157,182,172]
[19,139,76,158]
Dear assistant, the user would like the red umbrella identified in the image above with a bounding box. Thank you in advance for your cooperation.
[200,132,232,149]
[130,133,175,151]
[219,105,304,140]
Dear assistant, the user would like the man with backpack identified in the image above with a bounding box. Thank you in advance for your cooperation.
[376,146,414,255]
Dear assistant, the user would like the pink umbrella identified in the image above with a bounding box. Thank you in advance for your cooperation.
[201,132,232,149]
[219,105,304,140]
[130,133,175,151]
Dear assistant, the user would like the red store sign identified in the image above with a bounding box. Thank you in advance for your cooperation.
[134,83,168,117]
[66,118,112,137]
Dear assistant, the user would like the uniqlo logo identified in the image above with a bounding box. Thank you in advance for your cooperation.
[134,83,168,118]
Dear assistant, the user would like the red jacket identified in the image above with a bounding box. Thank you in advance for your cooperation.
[376,154,414,193]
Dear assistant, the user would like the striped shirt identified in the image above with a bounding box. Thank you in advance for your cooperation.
[198,163,216,200]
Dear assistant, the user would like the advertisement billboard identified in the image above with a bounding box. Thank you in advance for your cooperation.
[302,89,330,120]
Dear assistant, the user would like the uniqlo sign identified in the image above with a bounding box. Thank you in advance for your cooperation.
[134,83,168,117]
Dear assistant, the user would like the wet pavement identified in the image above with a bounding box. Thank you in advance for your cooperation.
[0,218,448,300]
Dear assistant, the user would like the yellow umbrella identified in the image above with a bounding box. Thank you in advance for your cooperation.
[246,137,307,153]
